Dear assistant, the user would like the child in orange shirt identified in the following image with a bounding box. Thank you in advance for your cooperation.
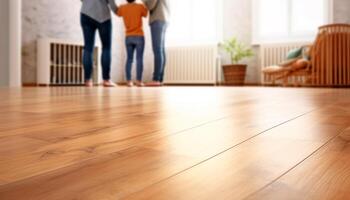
[117,0,148,87]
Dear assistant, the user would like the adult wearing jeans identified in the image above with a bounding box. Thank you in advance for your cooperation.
[142,0,170,86]
[80,0,117,87]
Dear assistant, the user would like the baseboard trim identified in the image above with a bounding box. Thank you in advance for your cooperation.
[217,82,262,87]
[24,82,264,87]
[21,82,350,88]
[22,83,85,87]
[22,83,37,87]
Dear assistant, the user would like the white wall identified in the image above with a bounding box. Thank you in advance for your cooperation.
[9,0,22,87]
[0,0,21,87]
[0,0,10,86]
[334,0,350,23]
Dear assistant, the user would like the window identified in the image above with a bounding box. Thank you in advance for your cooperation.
[252,0,333,44]
[167,0,222,46]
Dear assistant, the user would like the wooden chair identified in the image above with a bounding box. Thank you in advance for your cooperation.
[311,24,350,86]
[263,24,350,87]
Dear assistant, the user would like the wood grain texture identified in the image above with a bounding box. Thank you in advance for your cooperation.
[0,87,350,200]
[126,107,350,200]
[246,127,350,200]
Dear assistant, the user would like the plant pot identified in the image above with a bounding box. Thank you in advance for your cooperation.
[223,64,247,85]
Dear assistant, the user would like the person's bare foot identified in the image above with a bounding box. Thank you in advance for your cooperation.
[135,81,144,87]
[126,81,134,87]
[146,81,162,87]
[103,80,117,87]
[85,80,93,87]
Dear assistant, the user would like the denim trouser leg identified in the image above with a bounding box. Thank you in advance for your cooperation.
[125,36,145,81]
[135,37,145,81]
[125,40,135,81]
[81,14,112,81]
[159,34,167,83]
[98,20,112,81]
[81,14,97,81]
[151,21,167,82]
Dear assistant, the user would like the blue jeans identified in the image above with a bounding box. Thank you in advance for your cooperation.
[125,36,145,81]
[81,14,112,81]
[151,21,168,82]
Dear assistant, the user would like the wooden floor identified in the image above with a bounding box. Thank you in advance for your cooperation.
[0,86,350,200]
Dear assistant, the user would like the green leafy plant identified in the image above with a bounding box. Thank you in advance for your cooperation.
[219,37,254,64]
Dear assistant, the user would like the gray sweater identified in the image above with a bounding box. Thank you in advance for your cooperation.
[81,0,117,23]
[142,0,170,24]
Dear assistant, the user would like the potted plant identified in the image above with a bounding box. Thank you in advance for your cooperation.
[219,37,254,85]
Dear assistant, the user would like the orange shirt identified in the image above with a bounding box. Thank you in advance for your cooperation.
[117,3,148,36]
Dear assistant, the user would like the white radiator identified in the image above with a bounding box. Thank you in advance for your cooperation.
[260,42,310,84]
[37,38,101,86]
[164,45,219,84]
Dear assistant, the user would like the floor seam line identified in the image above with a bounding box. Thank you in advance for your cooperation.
[0,110,255,186]
[243,124,349,200]
[121,108,318,199]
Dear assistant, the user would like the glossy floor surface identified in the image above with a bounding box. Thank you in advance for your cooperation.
[0,87,349,200]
